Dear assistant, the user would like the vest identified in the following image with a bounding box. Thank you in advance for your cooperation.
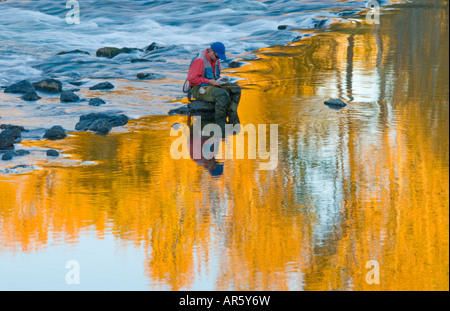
[192,51,221,87]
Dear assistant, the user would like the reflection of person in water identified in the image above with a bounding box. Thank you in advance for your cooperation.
[187,113,240,177]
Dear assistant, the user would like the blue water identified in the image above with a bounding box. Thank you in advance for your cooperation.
[0,0,380,84]
[0,0,391,133]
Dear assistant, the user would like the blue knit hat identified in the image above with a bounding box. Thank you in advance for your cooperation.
[210,42,226,60]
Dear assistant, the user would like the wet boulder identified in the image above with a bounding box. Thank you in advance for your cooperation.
[89,82,114,90]
[43,125,67,140]
[33,78,62,93]
[4,80,35,94]
[96,47,142,59]
[60,90,80,102]
[21,90,41,101]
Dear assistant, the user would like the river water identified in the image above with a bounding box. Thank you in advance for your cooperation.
[0,0,448,290]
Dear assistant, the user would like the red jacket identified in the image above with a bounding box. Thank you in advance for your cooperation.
[187,50,221,87]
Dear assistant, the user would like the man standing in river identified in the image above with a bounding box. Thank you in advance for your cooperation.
[187,42,242,116]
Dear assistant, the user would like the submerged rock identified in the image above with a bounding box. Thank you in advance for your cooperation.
[33,78,62,93]
[75,112,129,135]
[131,58,151,63]
[46,149,60,157]
[43,125,67,140]
[137,72,156,80]
[4,80,35,94]
[21,90,41,101]
[96,47,142,59]
[324,98,347,109]
[88,98,106,106]
[89,82,114,90]
[60,90,80,102]
[2,149,31,161]
[57,49,90,56]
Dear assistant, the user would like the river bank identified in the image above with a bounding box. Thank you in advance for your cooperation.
[0,0,448,290]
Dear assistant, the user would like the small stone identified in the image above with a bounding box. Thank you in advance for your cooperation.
[89,82,114,90]
[46,149,60,157]
[88,98,106,106]
[43,125,67,140]
[60,90,80,102]
[21,91,41,101]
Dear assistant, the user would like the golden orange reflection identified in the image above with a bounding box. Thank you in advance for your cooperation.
[0,2,448,290]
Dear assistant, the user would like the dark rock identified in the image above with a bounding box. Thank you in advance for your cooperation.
[0,124,26,132]
[75,120,90,131]
[278,25,288,30]
[228,61,244,68]
[2,128,22,142]
[96,47,142,59]
[87,119,112,135]
[168,106,191,115]
[33,78,62,93]
[131,58,151,63]
[324,98,347,109]
[14,149,30,157]
[60,90,80,102]
[145,42,161,52]
[2,150,15,161]
[89,82,114,90]
[21,91,41,101]
[43,125,67,140]
[69,81,86,86]
[57,49,90,55]
[188,100,215,112]
[75,113,129,134]
[291,36,303,43]
[4,80,35,94]
[88,98,106,106]
[0,131,15,150]
[46,149,60,157]
[137,72,156,80]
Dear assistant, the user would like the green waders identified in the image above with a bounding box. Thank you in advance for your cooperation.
[190,83,241,116]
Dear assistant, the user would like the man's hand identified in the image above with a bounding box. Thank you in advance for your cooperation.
[209,79,220,87]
